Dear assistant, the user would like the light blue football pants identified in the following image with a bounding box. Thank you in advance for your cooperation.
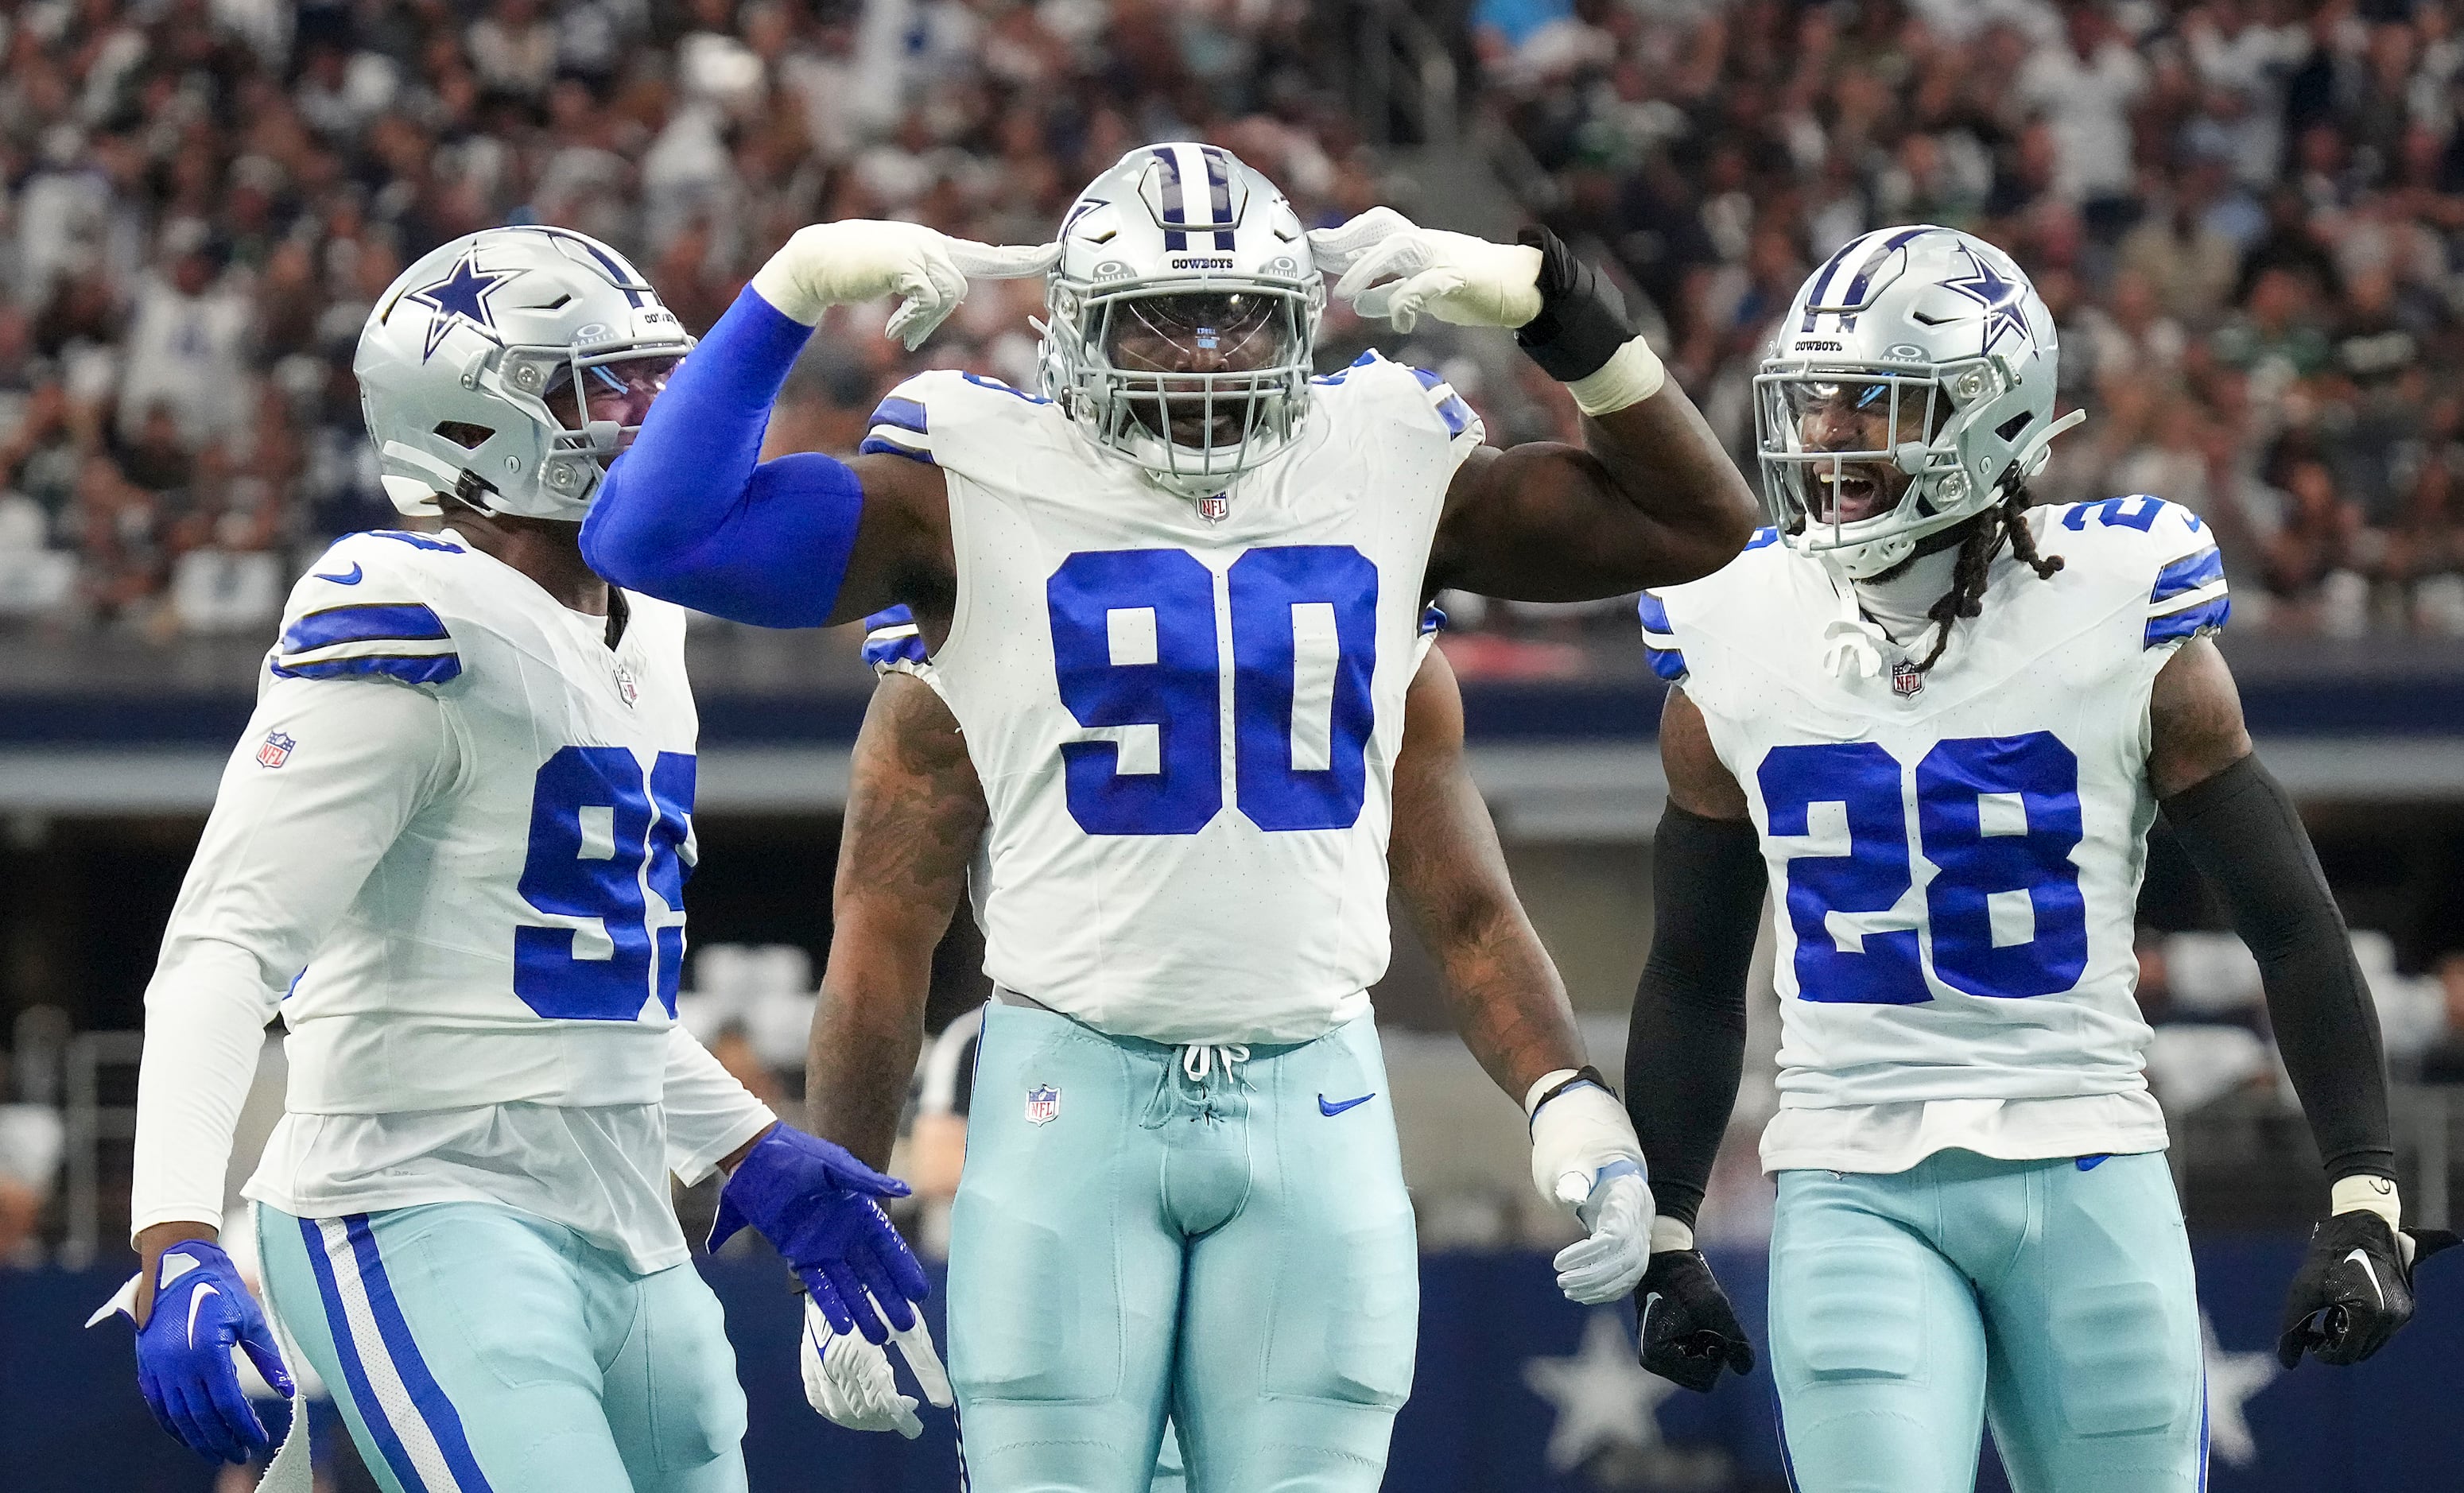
[1768,1150,2205,1493]
[255,1200,747,1493]
[949,1002,1418,1493]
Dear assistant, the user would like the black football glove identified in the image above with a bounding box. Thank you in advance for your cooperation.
[1635,1249,1756,1392]
[2276,1211,2458,1368]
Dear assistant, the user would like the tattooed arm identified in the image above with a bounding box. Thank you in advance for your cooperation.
[808,673,989,1169]
[1388,646,1588,1100]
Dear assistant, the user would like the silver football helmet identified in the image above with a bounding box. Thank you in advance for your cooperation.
[1040,144,1322,502]
[355,226,693,522]
[1754,225,2083,578]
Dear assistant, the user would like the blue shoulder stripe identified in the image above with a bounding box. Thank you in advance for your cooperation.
[2144,595,2230,649]
[1643,643,1688,681]
[2151,546,2225,604]
[1418,603,1447,636]
[271,653,464,685]
[281,603,451,653]
[1744,525,1780,551]
[1636,592,1674,636]
[861,603,928,670]
[869,396,928,436]
[858,435,935,465]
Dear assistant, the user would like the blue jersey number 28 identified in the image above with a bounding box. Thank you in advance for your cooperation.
[514,745,696,1021]
[1759,732,2087,1003]
[1047,545,1379,836]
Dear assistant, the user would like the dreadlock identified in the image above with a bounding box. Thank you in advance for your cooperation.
[1913,482,2066,673]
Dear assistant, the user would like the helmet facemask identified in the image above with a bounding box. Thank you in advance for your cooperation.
[1049,277,1316,500]
[1754,355,2028,580]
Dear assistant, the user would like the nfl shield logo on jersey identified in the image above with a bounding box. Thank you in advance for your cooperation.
[1197,493,1230,522]
[255,731,296,769]
[1891,659,1924,698]
[613,664,640,708]
[1024,1084,1061,1126]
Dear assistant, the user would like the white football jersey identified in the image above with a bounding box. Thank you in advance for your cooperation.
[863,352,1483,1044]
[1647,498,2228,1143]
[226,525,700,1113]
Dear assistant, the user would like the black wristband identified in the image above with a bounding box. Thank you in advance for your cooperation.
[1514,226,1640,383]
[1531,1064,1616,1116]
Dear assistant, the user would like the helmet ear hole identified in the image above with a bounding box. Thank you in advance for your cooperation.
[435,421,495,449]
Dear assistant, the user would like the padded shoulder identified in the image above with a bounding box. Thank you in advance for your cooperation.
[1310,349,1485,449]
[270,529,471,688]
[859,369,1058,468]
[2035,496,2229,650]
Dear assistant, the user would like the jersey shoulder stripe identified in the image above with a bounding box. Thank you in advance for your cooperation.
[861,603,929,677]
[859,392,933,464]
[272,531,468,687]
[1636,591,1687,681]
[2040,495,2229,650]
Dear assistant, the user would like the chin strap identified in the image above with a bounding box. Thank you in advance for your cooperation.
[2008,408,2087,486]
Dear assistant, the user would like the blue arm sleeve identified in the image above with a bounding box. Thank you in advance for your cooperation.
[580,288,866,628]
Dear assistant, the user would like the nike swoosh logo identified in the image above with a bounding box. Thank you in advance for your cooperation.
[2346,1247,2384,1309]
[186,1283,218,1347]
[1640,1289,1662,1341]
[1317,1092,1374,1117]
[312,562,364,585]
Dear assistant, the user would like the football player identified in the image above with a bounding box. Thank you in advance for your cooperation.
[1619,225,2455,1490]
[102,226,934,1492]
[793,603,1607,1480]
[580,142,1760,1490]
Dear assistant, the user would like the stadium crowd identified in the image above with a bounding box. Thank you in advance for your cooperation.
[0,0,2458,641]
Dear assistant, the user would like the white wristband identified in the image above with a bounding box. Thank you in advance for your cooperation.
[2330,1174,2402,1234]
[1566,336,1667,417]
[1523,1068,1584,1119]
[1650,1216,1694,1253]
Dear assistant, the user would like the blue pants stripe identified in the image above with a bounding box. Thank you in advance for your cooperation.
[297,1216,429,1493]
[342,1216,497,1492]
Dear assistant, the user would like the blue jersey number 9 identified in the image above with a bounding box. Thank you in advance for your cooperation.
[1047,545,1379,836]
[514,745,697,1021]
[1759,732,2088,1004]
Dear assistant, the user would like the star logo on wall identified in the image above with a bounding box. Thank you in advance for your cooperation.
[1523,1310,1678,1472]
[1940,246,2032,356]
[404,249,519,361]
[2202,1309,2280,1467]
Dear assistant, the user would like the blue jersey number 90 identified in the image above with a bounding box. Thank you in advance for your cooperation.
[1047,545,1379,836]
[514,745,696,1021]
[1759,732,2088,1003]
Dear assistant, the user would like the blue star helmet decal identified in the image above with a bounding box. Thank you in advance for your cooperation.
[403,248,520,361]
[1941,245,2032,357]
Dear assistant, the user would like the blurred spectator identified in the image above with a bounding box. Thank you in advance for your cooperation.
[0,0,2454,644]
[0,1073,64,1265]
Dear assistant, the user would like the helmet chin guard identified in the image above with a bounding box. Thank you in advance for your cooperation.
[1040,143,1323,508]
[1755,226,2082,579]
[355,227,693,522]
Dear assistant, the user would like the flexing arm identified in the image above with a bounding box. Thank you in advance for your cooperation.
[1387,646,1585,1099]
[808,673,989,1169]
[1325,221,1756,598]
[1623,686,1763,1231]
[2148,638,2390,1182]
[581,223,1054,626]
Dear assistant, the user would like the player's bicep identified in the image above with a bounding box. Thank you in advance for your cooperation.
[2146,635,2253,800]
[833,673,986,935]
[1660,687,1749,821]
[825,452,953,626]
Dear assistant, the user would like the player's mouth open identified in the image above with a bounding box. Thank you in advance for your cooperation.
[1816,467,1892,525]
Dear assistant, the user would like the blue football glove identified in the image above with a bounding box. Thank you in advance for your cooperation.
[709,1123,930,1344]
[89,1240,294,1464]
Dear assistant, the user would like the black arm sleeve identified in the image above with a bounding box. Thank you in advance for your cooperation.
[2160,753,2395,1181]
[1624,802,1767,1228]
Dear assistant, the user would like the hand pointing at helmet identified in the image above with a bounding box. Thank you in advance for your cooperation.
[1308,208,1543,333]
[750,222,1061,350]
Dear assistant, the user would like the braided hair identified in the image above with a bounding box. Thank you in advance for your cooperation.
[1913,483,2066,673]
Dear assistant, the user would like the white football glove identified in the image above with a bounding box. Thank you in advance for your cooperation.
[750,220,1061,349]
[1320,211,1543,333]
[1527,1070,1657,1305]
[798,1297,955,1439]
